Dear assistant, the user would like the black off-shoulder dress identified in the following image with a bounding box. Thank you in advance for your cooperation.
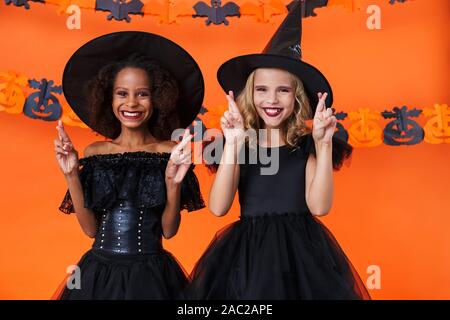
[188,135,371,300]
[55,151,205,300]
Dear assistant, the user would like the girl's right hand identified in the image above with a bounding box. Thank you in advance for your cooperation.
[54,120,79,176]
[221,91,245,145]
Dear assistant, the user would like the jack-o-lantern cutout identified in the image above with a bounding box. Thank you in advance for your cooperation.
[348,108,383,147]
[0,71,28,114]
[382,106,423,146]
[381,106,424,146]
[23,79,62,121]
[423,104,450,144]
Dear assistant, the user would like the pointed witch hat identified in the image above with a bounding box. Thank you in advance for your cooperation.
[217,0,333,114]
[63,31,205,138]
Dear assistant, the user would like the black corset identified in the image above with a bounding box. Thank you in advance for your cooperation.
[92,201,163,254]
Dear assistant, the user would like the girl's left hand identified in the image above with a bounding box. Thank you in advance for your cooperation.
[166,128,193,185]
[312,92,337,144]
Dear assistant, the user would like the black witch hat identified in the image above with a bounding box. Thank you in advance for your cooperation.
[217,0,333,115]
[62,31,205,138]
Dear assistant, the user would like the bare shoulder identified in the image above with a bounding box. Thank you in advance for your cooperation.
[83,141,110,157]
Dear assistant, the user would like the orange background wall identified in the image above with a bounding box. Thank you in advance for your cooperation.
[0,0,449,299]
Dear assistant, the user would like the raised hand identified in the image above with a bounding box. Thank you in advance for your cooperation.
[221,91,245,145]
[54,120,79,175]
[312,92,337,144]
[166,128,193,185]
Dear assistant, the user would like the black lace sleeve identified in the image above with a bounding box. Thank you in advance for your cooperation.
[58,159,88,215]
[59,189,75,215]
[180,165,206,212]
[302,134,353,171]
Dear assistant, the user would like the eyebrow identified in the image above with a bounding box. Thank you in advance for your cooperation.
[254,85,292,89]
[277,85,292,89]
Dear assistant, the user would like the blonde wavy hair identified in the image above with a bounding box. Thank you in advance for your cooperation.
[235,68,313,148]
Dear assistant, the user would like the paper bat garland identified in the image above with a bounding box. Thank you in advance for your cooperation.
[193,0,240,26]
[95,0,144,22]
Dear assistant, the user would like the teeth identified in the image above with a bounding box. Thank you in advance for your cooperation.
[263,108,282,116]
[123,111,142,117]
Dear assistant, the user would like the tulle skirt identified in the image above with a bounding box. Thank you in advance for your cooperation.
[53,248,188,300]
[188,213,371,300]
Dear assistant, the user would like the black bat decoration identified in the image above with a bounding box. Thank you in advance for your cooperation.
[287,0,328,18]
[389,0,408,4]
[95,0,144,22]
[193,0,240,26]
[4,0,44,10]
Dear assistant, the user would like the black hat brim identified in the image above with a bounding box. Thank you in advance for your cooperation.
[217,54,333,116]
[63,31,204,138]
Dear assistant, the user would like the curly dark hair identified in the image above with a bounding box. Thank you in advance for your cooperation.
[84,52,181,140]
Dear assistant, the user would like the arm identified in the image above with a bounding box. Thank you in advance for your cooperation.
[65,170,99,238]
[208,140,242,217]
[161,132,192,239]
[209,91,245,217]
[161,180,182,239]
[55,121,98,238]
[305,142,334,216]
[305,92,337,217]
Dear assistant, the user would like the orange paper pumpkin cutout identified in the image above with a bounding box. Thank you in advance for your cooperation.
[0,71,28,114]
[348,108,383,147]
[423,103,450,144]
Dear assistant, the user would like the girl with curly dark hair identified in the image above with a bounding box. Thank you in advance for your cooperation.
[52,32,205,300]
[86,52,182,142]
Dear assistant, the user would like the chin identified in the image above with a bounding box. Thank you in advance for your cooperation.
[258,111,290,130]
[119,115,151,128]
[261,117,286,130]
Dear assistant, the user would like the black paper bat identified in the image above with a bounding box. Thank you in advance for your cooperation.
[193,0,240,26]
[95,0,144,22]
[389,0,408,4]
[4,0,44,10]
[287,0,328,18]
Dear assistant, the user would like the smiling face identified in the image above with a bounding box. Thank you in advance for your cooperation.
[112,67,152,129]
[253,68,296,130]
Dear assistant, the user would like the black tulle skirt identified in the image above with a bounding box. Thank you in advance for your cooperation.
[54,249,188,300]
[188,213,371,300]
